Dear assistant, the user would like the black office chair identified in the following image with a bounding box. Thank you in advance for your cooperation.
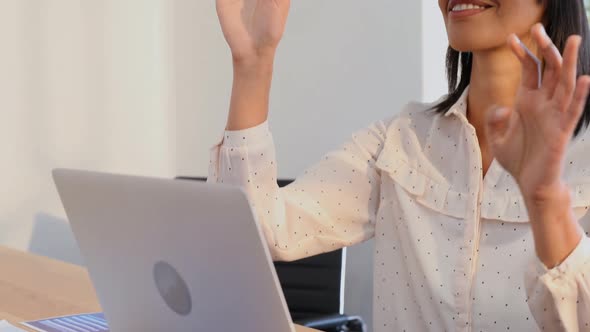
[176,176,366,332]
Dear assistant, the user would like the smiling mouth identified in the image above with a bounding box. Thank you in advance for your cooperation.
[448,2,494,13]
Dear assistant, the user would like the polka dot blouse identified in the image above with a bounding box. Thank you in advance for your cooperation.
[208,89,590,331]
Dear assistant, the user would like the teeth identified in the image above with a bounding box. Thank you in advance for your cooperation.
[452,3,486,11]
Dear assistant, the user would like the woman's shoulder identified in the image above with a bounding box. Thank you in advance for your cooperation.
[348,99,450,163]
[397,97,444,118]
[375,97,449,136]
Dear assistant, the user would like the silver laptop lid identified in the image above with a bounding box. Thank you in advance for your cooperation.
[53,169,294,332]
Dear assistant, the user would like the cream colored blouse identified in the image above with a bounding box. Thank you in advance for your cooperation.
[208,89,590,331]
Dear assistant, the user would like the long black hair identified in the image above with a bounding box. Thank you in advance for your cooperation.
[431,0,590,137]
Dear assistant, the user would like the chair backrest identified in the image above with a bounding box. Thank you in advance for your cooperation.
[175,176,345,321]
[274,249,345,321]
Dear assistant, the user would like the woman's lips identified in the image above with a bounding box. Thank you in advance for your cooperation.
[448,6,489,19]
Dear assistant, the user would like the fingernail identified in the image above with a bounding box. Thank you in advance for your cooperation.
[513,34,521,43]
[493,108,508,121]
[539,24,548,38]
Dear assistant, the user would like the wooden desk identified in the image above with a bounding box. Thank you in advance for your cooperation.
[0,246,317,332]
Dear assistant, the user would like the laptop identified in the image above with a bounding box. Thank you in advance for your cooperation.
[52,168,295,332]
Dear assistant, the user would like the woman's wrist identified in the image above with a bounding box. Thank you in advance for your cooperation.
[226,56,275,131]
[524,186,584,268]
[232,54,275,77]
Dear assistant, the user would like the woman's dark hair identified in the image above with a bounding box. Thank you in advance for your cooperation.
[432,0,590,137]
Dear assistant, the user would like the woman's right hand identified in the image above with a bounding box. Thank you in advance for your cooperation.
[216,0,291,64]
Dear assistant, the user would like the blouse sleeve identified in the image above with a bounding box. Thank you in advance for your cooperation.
[207,119,390,261]
[524,212,590,331]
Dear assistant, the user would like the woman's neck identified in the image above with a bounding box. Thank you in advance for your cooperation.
[467,46,523,133]
[467,41,536,175]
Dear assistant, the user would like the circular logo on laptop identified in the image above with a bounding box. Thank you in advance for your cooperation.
[153,261,192,316]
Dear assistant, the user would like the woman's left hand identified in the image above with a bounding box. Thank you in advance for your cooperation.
[485,23,590,204]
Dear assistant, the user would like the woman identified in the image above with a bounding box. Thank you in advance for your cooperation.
[209,0,590,330]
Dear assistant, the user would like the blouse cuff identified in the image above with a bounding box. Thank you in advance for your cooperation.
[536,234,590,282]
[221,120,271,148]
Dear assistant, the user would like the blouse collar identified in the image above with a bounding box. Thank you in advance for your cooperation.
[443,87,470,119]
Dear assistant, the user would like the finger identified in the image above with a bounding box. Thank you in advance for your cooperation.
[485,106,514,145]
[508,34,542,90]
[531,24,563,96]
[565,75,590,132]
[279,0,291,19]
[554,35,582,111]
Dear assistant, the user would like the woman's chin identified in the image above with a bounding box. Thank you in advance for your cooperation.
[448,38,501,54]
[447,31,510,54]
[447,40,475,53]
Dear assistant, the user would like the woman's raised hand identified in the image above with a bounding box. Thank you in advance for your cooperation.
[216,0,291,64]
[485,23,590,200]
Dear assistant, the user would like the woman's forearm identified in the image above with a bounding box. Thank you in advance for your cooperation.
[225,57,275,131]
[525,184,584,268]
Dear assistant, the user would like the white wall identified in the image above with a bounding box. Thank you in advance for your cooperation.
[422,1,449,103]
[173,1,447,330]
[0,0,175,254]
